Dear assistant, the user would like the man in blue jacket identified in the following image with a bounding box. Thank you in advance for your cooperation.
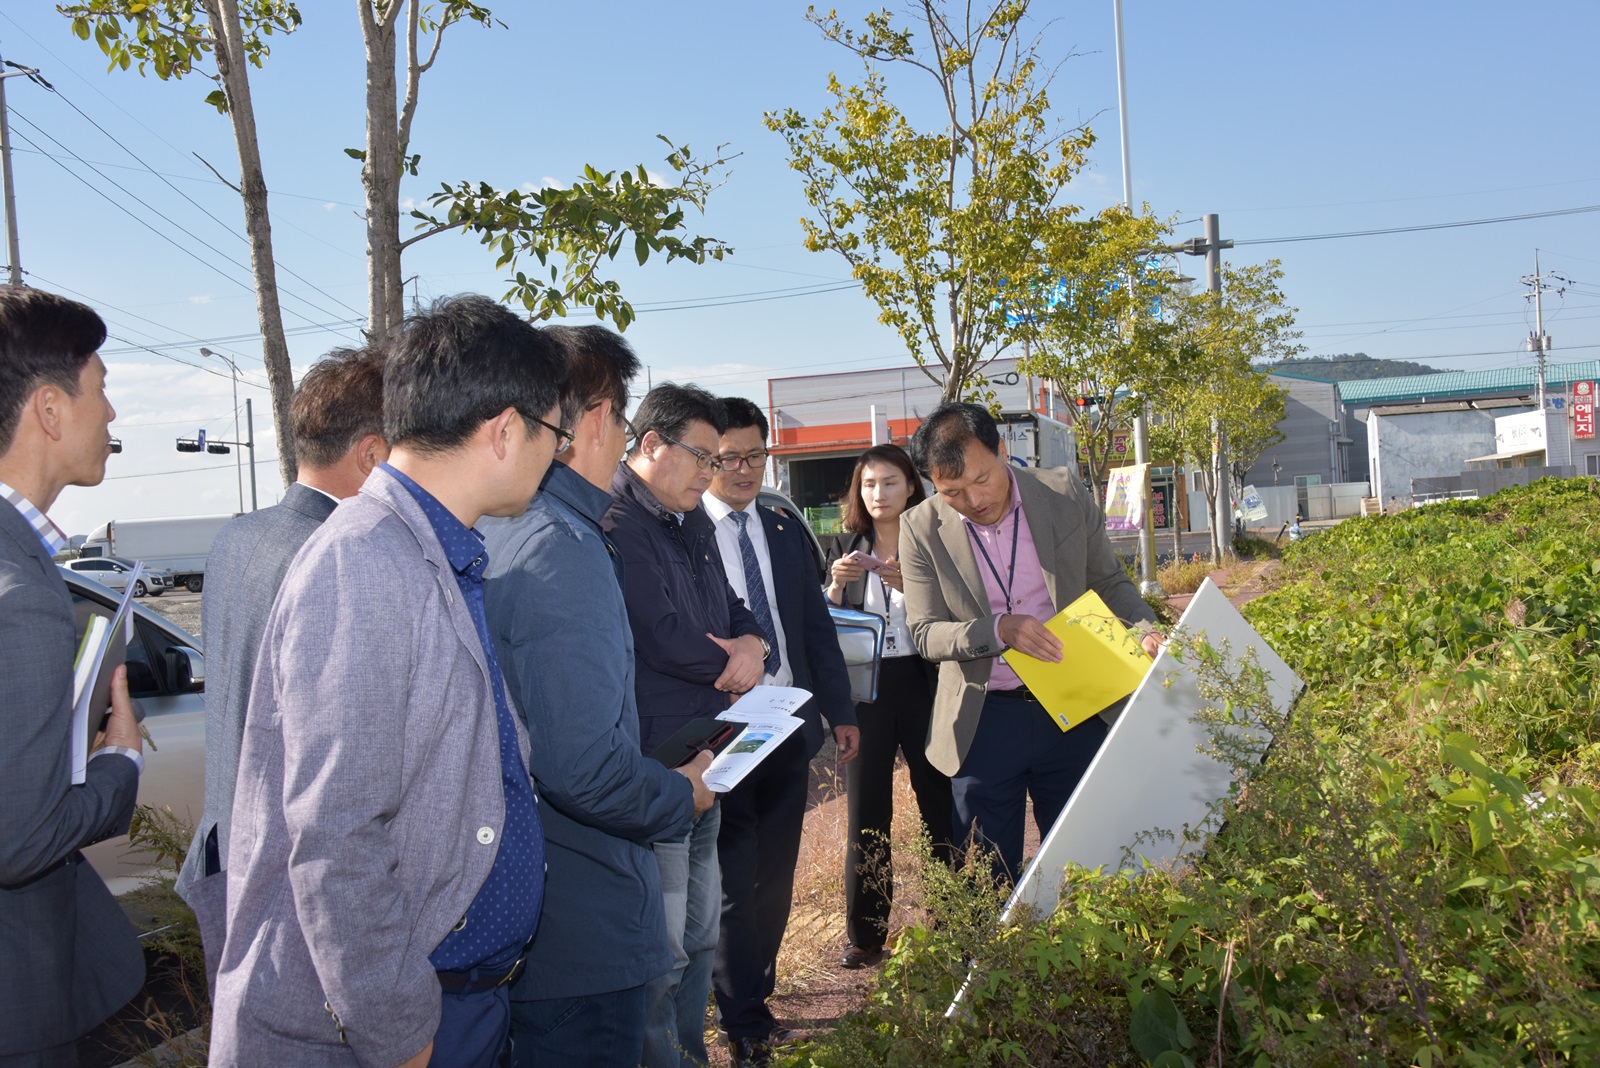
[605,384,766,1068]
[482,326,714,1067]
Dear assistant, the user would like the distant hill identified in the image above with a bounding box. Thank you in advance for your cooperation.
[1265,353,1440,381]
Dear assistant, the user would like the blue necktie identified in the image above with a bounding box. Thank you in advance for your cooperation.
[732,510,781,676]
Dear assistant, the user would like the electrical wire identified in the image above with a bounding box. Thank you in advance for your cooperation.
[28,77,367,319]
[1234,203,1600,246]
[7,110,364,342]
[101,453,280,482]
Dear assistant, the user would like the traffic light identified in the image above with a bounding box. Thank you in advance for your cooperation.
[176,438,202,453]
[207,443,231,455]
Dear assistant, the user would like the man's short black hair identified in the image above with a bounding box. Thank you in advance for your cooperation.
[628,383,727,456]
[542,325,640,426]
[292,346,387,468]
[718,396,769,441]
[0,287,107,455]
[908,402,1001,479]
[384,294,568,453]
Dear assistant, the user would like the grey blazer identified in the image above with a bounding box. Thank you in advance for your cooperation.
[175,484,337,973]
[208,467,533,1068]
[0,499,144,1055]
[900,465,1156,776]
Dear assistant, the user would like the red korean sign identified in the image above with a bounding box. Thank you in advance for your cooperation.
[1574,381,1595,440]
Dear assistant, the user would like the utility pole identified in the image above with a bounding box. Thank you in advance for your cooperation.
[200,348,245,513]
[244,397,258,510]
[1111,0,1161,595]
[0,53,39,286]
[1521,251,1562,412]
[1173,213,1234,561]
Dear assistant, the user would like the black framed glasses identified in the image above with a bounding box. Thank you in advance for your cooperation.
[718,450,769,472]
[527,413,573,454]
[658,431,724,472]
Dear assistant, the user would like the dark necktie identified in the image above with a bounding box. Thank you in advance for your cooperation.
[732,510,781,676]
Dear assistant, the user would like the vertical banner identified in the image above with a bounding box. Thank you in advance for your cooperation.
[1103,462,1147,531]
[1573,381,1595,440]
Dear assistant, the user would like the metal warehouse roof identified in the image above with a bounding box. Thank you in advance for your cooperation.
[1337,360,1600,405]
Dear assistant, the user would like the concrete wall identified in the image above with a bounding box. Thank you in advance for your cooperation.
[1241,376,1346,488]
[1369,407,1515,505]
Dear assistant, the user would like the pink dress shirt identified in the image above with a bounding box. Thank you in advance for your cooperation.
[961,470,1056,691]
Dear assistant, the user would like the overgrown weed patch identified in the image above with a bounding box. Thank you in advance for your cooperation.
[782,478,1600,1067]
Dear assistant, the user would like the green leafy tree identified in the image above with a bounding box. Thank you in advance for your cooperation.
[411,139,733,331]
[60,0,305,479]
[1151,261,1299,560]
[765,0,1097,402]
[1014,206,1177,487]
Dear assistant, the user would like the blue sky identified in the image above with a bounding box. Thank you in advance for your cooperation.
[4,1,1599,534]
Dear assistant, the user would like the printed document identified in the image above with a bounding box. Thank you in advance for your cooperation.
[704,685,810,793]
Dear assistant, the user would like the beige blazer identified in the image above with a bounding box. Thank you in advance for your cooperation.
[900,465,1155,776]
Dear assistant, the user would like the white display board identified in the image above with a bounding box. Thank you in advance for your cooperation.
[947,578,1302,1016]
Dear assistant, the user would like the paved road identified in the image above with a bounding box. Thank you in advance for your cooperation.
[139,589,202,640]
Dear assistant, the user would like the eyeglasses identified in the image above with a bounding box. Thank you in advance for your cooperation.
[717,450,769,472]
[657,431,723,472]
[527,413,573,454]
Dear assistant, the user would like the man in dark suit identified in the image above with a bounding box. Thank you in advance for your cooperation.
[176,346,388,980]
[0,287,144,1067]
[704,398,857,1067]
[900,403,1160,884]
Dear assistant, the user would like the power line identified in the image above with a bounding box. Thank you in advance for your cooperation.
[1234,203,1600,246]
[28,76,368,320]
[7,110,364,342]
[101,453,279,482]
[634,281,863,314]
[24,272,272,388]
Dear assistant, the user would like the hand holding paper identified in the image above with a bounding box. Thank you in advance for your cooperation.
[1000,590,1153,733]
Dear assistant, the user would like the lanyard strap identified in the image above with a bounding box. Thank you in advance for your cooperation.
[967,505,1022,614]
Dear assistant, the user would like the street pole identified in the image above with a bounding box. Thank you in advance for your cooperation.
[1204,213,1232,558]
[1112,0,1161,594]
[201,348,245,512]
[244,397,258,511]
[0,53,32,286]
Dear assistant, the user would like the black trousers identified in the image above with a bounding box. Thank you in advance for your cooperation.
[844,655,955,950]
[713,730,810,1041]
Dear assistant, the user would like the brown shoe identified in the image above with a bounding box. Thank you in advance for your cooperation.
[840,944,885,969]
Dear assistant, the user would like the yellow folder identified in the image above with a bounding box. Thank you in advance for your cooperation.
[1001,589,1152,732]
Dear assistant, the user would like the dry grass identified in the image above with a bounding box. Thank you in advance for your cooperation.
[1155,554,1215,595]
[775,759,938,995]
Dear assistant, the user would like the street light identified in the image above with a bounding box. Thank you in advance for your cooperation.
[199,347,245,513]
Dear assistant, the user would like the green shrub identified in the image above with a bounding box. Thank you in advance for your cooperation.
[783,479,1600,1066]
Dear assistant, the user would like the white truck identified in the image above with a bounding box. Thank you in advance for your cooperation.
[79,513,237,592]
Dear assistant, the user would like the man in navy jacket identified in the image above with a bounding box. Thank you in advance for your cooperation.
[605,384,765,1068]
[704,398,857,1066]
[482,327,714,1066]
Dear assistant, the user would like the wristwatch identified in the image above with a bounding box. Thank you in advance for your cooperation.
[755,635,772,659]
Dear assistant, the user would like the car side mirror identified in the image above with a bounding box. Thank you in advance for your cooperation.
[164,646,205,693]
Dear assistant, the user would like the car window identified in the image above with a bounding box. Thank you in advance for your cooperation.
[69,592,161,700]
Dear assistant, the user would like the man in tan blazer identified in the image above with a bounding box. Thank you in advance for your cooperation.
[900,403,1159,882]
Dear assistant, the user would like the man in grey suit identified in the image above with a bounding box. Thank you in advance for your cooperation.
[175,346,388,982]
[901,403,1160,883]
[0,287,144,1067]
[210,295,568,1068]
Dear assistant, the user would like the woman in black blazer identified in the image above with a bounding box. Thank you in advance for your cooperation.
[823,444,955,969]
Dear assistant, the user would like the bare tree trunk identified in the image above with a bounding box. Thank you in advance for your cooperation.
[205,0,296,485]
[358,1,404,346]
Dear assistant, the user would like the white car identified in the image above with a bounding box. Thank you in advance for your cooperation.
[64,556,173,598]
[62,567,205,893]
